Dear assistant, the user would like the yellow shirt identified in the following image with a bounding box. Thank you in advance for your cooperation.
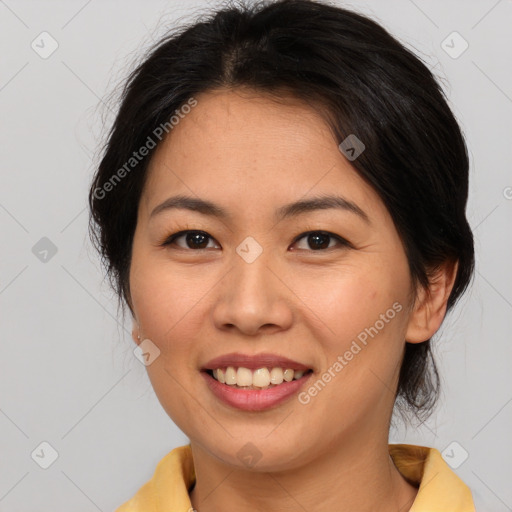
[115,443,475,511]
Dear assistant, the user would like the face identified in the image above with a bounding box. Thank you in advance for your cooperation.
[129,87,418,471]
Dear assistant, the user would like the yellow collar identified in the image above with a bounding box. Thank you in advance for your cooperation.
[389,444,475,511]
[116,443,475,511]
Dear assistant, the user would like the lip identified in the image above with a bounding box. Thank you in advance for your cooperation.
[201,370,313,411]
[201,352,312,371]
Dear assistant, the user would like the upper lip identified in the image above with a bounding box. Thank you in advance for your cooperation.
[202,352,312,371]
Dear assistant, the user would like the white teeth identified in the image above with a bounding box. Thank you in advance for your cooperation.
[212,366,308,388]
[269,367,284,385]
[236,367,253,387]
[283,369,294,382]
[225,366,237,385]
[252,368,270,387]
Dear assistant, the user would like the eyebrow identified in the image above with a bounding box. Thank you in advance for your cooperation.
[150,194,370,224]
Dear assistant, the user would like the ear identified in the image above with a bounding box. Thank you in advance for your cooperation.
[405,260,458,343]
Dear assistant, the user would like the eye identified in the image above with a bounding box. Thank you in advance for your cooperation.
[162,230,219,250]
[161,229,351,252]
[291,231,351,251]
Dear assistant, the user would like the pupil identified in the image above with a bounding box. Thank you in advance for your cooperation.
[188,232,208,249]
[309,233,329,250]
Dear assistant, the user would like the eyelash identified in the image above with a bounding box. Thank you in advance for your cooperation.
[160,228,352,252]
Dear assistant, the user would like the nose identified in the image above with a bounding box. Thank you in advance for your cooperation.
[212,248,294,337]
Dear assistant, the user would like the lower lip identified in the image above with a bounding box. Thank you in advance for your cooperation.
[201,371,312,411]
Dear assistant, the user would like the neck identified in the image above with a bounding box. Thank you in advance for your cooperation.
[189,432,418,512]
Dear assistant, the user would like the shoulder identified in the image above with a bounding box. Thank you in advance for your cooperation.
[114,444,195,512]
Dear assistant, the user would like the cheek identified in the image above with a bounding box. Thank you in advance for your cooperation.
[128,242,209,363]
[129,251,208,428]
[293,262,412,418]
[291,262,410,348]
[294,271,410,409]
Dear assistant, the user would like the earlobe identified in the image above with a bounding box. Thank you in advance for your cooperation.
[132,323,141,346]
[405,260,458,343]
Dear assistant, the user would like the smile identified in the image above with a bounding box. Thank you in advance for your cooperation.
[207,366,312,389]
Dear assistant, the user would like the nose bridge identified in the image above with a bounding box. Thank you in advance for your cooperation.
[230,237,275,305]
[212,236,293,334]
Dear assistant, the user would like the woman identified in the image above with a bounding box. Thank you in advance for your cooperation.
[88,0,475,510]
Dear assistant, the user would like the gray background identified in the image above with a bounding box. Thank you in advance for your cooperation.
[1,0,511,510]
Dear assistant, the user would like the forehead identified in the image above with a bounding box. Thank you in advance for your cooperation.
[140,88,383,222]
